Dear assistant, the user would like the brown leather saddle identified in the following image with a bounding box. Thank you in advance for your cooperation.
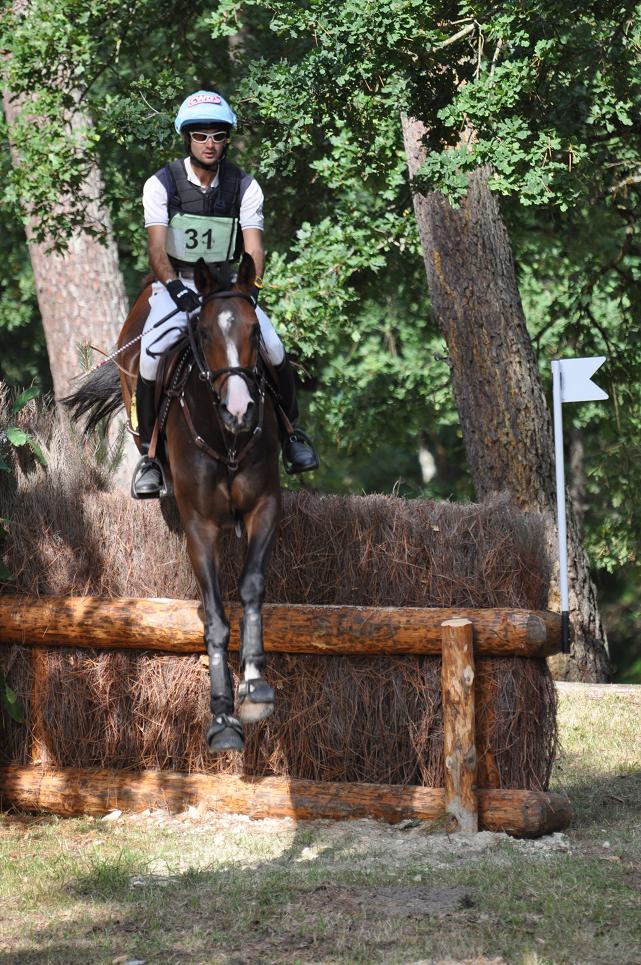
[143,335,291,468]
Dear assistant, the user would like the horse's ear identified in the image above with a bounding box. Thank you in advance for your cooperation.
[236,252,256,291]
[194,258,212,294]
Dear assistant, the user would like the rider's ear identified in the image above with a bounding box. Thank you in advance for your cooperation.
[194,258,212,294]
[236,252,256,291]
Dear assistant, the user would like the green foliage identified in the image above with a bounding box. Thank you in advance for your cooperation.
[597,568,641,681]
[0,0,231,246]
[0,385,47,564]
[2,423,46,468]
[207,1,641,210]
[0,670,24,723]
[426,5,641,208]
[0,387,39,721]
[0,387,47,476]
[510,198,641,572]
[2,1,641,674]
[0,122,50,391]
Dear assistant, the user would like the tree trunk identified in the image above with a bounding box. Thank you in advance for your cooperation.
[402,115,609,682]
[2,95,128,398]
[2,87,137,486]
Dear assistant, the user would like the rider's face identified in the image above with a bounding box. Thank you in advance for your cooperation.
[189,125,229,165]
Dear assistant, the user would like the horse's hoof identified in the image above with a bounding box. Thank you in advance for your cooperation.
[207,714,244,754]
[237,679,275,724]
[238,701,274,724]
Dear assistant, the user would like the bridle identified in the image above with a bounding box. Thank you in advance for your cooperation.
[179,289,267,474]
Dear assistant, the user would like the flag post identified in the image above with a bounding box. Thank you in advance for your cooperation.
[551,356,608,656]
[551,361,570,653]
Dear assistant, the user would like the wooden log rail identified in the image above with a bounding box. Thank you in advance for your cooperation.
[0,594,572,836]
[0,766,572,839]
[0,595,563,657]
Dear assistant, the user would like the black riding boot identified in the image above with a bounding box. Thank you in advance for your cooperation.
[274,357,320,474]
[131,377,164,499]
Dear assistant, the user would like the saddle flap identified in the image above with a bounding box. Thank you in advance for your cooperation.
[153,333,191,409]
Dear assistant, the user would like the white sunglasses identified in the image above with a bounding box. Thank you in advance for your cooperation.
[190,130,229,144]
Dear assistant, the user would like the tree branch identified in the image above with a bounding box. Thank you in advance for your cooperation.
[439,22,476,49]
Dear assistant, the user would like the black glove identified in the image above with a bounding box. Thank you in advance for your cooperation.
[166,279,201,313]
[249,284,261,307]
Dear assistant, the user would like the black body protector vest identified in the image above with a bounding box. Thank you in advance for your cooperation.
[163,159,244,278]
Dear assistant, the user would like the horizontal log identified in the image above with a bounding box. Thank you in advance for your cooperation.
[0,766,572,838]
[0,595,562,657]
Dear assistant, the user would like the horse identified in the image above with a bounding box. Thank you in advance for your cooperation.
[64,254,282,753]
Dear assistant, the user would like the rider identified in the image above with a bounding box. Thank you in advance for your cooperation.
[132,89,319,498]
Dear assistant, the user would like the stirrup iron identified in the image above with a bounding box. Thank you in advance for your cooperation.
[282,428,320,476]
[131,455,170,500]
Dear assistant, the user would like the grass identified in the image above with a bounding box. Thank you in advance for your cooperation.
[1,687,640,964]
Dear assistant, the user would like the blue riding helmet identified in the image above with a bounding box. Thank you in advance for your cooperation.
[174,91,237,134]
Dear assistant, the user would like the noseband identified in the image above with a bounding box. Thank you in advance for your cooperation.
[180,289,267,474]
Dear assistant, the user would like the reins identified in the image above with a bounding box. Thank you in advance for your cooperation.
[178,289,267,476]
[81,289,254,379]
[82,305,182,377]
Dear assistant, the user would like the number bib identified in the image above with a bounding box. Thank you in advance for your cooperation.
[166,213,238,263]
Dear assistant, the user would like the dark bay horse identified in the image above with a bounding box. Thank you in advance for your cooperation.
[65,254,281,753]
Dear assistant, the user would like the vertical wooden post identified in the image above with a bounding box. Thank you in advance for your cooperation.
[441,618,477,832]
[30,650,48,765]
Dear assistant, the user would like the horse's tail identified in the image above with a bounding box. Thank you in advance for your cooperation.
[62,361,124,436]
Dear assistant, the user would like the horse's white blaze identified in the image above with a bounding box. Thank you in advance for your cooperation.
[218,309,252,419]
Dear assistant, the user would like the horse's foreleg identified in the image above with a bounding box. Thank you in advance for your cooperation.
[183,517,243,753]
[237,494,280,724]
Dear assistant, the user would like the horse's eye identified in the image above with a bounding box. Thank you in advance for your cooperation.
[198,328,210,343]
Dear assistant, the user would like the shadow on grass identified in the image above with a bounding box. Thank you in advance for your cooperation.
[3,782,641,965]
[552,767,641,830]
[0,815,488,965]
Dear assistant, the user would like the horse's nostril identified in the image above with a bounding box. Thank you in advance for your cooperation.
[220,399,254,428]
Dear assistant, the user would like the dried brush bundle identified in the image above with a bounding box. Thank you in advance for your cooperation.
[0,387,557,789]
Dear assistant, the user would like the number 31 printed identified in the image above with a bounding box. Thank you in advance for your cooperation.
[185,228,214,250]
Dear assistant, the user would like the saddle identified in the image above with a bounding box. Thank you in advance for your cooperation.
[136,335,293,469]
[146,335,192,466]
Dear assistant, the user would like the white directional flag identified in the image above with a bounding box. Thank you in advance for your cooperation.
[559,356,608,403]
[551,355,609,654]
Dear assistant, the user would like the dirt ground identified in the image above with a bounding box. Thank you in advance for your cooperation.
[1,686,640,964]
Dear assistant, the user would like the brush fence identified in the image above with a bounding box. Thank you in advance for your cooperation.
[0,595,571,837]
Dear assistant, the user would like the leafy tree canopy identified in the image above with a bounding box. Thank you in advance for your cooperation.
[2,1,641,676]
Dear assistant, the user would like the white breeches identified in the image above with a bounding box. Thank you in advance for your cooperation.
[139,278,286,381]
